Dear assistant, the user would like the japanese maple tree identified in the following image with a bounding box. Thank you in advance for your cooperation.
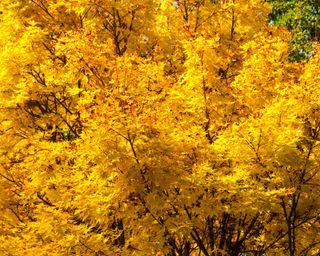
[0,0,319,255]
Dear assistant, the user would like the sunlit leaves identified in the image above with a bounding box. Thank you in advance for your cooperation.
[0,0,319,255]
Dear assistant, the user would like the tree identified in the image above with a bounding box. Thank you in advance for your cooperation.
[267,0,320,60]
[0,0,319,255]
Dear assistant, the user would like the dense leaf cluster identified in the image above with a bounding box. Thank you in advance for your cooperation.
[0,0,319,255]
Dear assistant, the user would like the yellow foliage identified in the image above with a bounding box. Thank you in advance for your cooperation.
[0,0,319,255]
